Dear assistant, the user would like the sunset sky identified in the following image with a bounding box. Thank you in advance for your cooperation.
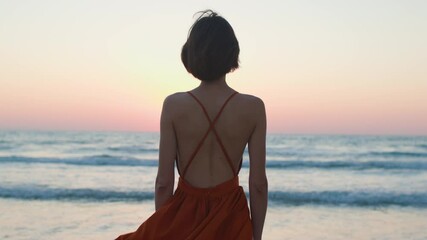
[1,0,426,135]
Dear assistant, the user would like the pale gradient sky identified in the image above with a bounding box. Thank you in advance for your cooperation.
[1,0,426,135]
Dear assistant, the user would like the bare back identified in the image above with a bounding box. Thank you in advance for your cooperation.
[166,88,262,188]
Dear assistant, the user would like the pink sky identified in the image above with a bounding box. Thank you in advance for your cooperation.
[1,1,426,135]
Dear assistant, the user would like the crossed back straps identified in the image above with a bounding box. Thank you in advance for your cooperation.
[180,91,239,179]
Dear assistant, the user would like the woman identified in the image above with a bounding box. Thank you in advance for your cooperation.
[116,10,268,240]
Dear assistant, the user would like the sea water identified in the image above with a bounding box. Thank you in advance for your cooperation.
[0,131,426,240]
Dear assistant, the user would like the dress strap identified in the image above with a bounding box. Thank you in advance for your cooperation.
[181,91,238,178]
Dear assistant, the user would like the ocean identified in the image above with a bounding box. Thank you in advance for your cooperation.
[1,130,426,240]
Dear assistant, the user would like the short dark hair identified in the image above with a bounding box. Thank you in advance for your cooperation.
[181,10,240,82]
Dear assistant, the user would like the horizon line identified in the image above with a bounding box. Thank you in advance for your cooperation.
[0,128,426,137]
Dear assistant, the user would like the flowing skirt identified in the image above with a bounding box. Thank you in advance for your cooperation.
[116,176,252,240]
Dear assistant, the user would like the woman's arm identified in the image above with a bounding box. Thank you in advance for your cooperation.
[155,96,177,210]
[248,98,268,240]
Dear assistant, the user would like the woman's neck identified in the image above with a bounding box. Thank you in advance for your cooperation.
[198,75,230,91]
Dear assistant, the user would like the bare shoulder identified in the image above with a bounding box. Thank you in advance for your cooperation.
[162,92,188,108]
[160,92,189,120]
[164,92,188,102]
[235,93,265,111]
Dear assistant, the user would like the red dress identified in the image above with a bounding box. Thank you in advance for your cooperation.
[116,91,252,240]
